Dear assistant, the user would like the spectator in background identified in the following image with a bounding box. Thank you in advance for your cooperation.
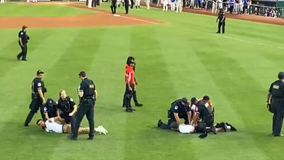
[247,0,251,14]
[212,0,218,14]
[229,0,234,14]
[242,0,247,14]
[239,0,243,14]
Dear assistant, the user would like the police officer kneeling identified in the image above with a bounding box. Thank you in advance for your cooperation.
[267,72,284,137]
[157,97,191,130]
[191,96,217,135]
[57,90,77,133]
[44,98,58,122]
[68,71,98,140]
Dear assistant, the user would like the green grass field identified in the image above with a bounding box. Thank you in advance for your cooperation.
[0,2,284,160]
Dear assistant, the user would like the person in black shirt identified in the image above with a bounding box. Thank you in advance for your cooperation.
[43,98,58,122]
[24,70,47,126]
[68,71,98,140]
[17,26,30,61]
[157,97,191,130]
[216,10,226,34]
[57,90,77,133]
[110,0,117,14]
[267,72,284,137]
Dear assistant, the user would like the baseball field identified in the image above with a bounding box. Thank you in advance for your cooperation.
[0,2,284,160]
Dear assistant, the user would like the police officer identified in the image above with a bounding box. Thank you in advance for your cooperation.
[57,90,77,133]
[68,71,97,140]
[216,10,226,34]
[110,0,117,14]
[44,98,58,122]
[92,0,97,7]
[267,72,284,137]
[130,0,134,8]
[193,96,217,134]
[157,97,191,130]
[24,70,47,126]
[122,56,143,108]
[17,26,30,61]
[124,0,130,14]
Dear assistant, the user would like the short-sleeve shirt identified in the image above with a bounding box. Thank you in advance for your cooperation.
[79,78,95,97]
[18,30,28,44]
[169,99,190,118]
[57,96,76,115]
[196,101,211,118]
[31,78,44,93]
[125,66,135,84]
[268,80,284,98]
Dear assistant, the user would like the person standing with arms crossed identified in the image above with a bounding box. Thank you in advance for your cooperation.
[17,26,30,61]
[68,71,97,140]
[267,72,284,137]
[24,70,47,126]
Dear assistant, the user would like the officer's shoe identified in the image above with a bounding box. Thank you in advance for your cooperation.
[198,132,208,139]
[67,135,77,140]
[17,56,20,61]
[135,103,143,107]
[211,126,217,134]
[220,122,227,132]
[24,123,29,127]
[125,108,133,112]
[22,59,27,61]
[87,137,94,140]
[157,119,162,127]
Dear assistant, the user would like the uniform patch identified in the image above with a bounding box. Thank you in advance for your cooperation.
[174,106,178,110]
[70,98,73,102]
[38,83,42,87]
[44,107,47,111]
[20,32,23,35]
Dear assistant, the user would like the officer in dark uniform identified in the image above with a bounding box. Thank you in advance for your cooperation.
[122,56,143,108]
[68,71,97,140]
[216,10,226,34]
[124,0,130,14]
[130,0,134,8]
[157,97,191,130]
[43,98,58,121]
[17,26,30,61]
[194,96,217,134]
[24,70,47,126]
[110,0,117,14]
[267,72,284,137]
[57,90,77,133]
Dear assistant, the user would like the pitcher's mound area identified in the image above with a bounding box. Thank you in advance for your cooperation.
[0,3,163,28]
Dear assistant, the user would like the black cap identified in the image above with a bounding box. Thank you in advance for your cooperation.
[278,72,284,79]
[36,70,44,75]
[46,98,54,107]
[190,97,198,104]
[203,95,210,101]
[181,97,189,105]
[22,25,27,30]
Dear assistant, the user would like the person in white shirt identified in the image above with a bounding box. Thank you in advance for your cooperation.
[36,117,108,135]
[176,0,182,12]
[0,0,5,4]
[162,0,169,11]
[146,0,150,9]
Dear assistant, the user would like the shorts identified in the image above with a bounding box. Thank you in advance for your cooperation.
[179,125,194,133]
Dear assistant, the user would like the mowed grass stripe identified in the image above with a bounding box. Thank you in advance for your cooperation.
[0,29,77,160]
[193,43,269,160]
[87,26,134,160]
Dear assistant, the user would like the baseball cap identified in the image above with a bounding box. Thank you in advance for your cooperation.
[181,97,189,105]
[36,70,44,75]
[46,98,54,107]
[190,97,198,104]
[278,72,284,79]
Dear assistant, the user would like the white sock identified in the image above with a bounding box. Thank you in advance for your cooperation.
[226,126,231,130]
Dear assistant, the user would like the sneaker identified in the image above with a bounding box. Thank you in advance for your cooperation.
[225,123,237,131]
[157,119,162,127]
[220,122,227,132]
[135,103,143,107]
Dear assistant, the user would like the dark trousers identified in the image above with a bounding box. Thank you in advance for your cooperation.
[92,0,97,7]
[62,114,76,133]
[24,98,45,125]
[229,6,233,14]
[272,99,284,136]
[123,86,138,106]
[110,0,117,13]
[125,2,129,13]
[217,21,225,33]
[124,84,134,109]
[72,100,95,138]
[130,0,134,8]
[17,44,27,60]
[159,112,189,130]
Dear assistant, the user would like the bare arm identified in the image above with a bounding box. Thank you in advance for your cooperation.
[38,88,45,104]
[191,113,199,125]
[94,90,98,99]
[187,111,192,123]
[19,37,23,46]
[70,105,77,115]
[174,113,181,124]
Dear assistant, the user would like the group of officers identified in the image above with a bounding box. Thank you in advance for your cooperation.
[24,70,97,140]
[158,96,237,138]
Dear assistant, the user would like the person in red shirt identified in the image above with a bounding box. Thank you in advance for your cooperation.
[122,56,143,108]
[124,59,136,112]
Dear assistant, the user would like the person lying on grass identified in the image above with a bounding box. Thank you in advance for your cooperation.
[36,117,108,135]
